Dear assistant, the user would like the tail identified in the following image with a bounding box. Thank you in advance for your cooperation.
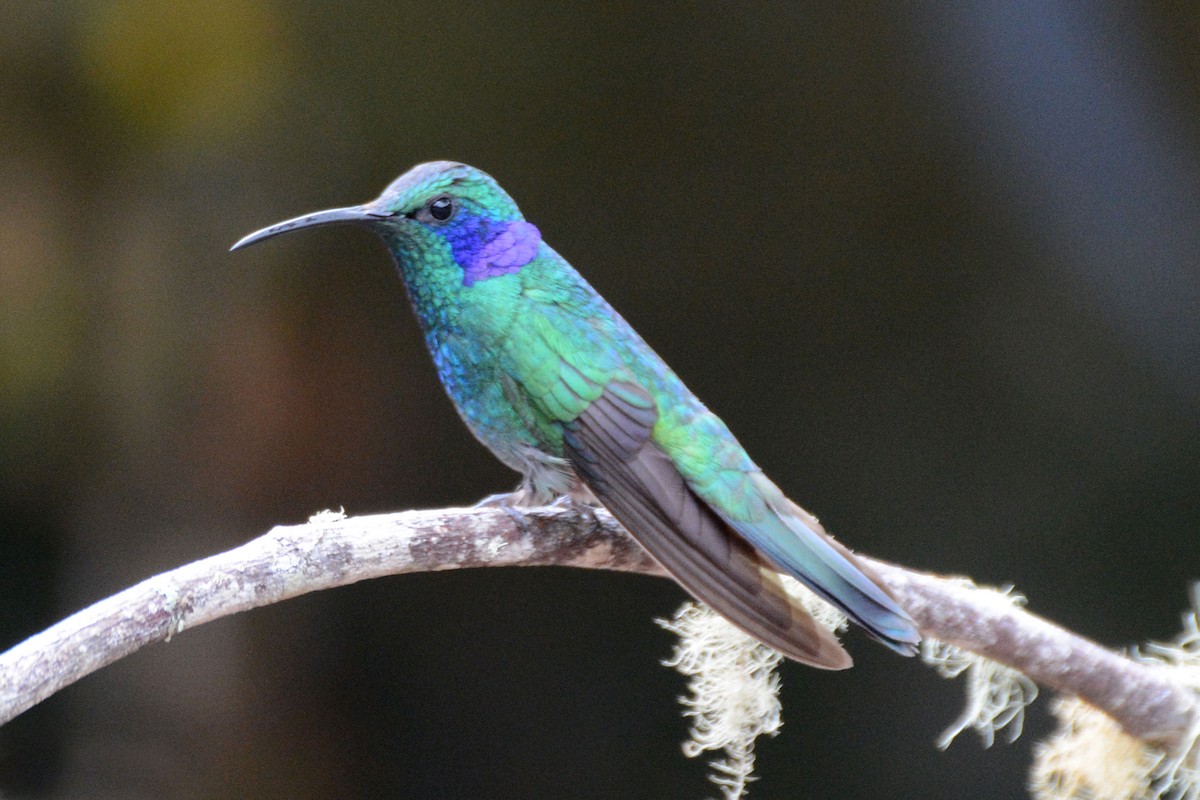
[716,473,921,655]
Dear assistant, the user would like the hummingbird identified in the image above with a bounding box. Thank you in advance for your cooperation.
[232,161,920,668]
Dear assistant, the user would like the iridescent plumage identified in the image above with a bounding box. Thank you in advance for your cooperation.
[233,161,920,667]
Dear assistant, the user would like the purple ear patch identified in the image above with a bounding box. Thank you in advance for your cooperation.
[450,219,542,287]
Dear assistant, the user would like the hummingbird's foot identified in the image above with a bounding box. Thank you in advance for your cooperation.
[497,504,533,536]
[473,475,555,508]
[473,479,596,535]
[473,491,525,509]
[472,492,536,537]
[548,491,602,530]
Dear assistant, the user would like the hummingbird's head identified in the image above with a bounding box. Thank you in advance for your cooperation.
[231,161,542,288]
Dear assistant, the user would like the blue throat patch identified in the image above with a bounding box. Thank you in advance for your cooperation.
[445,217,542,287]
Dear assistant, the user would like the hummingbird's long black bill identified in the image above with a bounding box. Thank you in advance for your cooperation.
[230,206,393,251]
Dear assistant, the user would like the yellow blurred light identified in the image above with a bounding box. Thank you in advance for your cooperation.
[78,0,285,143]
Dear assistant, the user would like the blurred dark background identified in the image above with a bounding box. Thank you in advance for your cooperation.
[2,2,1198,798]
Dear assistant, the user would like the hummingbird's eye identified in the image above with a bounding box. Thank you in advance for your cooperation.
[428,196,455,222]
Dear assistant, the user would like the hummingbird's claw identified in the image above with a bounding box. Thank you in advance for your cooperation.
[473,491,522,509]
[473,490,535,537]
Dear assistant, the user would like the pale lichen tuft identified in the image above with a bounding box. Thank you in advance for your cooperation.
[659,602,787,800]
[921,585,1038,748]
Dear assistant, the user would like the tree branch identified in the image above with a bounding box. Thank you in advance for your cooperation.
[1,506,1196,755]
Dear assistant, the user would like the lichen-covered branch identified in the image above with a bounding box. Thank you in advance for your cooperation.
[869,560,1200,751]
[1,506,1197,758]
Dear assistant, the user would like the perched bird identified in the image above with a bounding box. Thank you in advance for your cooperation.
[232,161,920,668]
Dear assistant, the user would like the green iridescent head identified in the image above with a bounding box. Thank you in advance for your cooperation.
[232,161,542,287]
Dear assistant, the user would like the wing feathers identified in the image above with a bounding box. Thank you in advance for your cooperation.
[564,382,852,668]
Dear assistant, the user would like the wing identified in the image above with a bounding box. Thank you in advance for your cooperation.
[562,380,852,668]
